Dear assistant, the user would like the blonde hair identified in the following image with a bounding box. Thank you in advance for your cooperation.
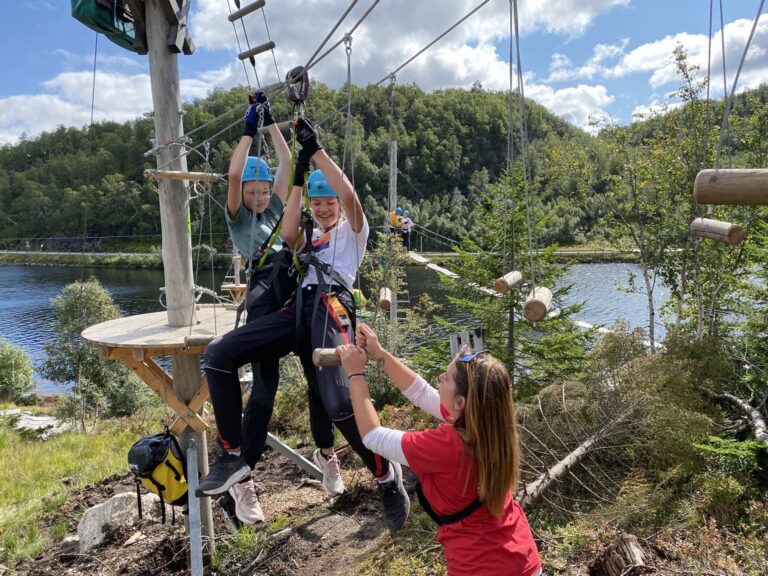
[453,355,520,517]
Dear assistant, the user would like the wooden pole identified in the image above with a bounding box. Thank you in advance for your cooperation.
[693,169,768,205]
[144,0,213,553]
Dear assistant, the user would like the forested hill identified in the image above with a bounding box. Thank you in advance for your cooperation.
[0,82,590,249]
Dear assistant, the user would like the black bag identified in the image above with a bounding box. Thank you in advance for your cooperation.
[128,430,188,523]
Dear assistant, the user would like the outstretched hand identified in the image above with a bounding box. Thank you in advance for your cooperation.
[356,323,385,361]
[337,344,367,376]
[244,91,274,138]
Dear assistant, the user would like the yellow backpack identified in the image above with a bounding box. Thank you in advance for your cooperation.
[128,430,188,523]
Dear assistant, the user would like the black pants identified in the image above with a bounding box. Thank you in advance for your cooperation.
[204,283,390,477]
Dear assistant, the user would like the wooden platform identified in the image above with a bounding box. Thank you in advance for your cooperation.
[82,304,237,357]
[82,305,238,435]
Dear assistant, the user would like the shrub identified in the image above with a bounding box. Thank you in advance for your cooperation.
[0,340,35,401]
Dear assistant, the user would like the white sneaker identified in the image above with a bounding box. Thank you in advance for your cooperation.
[229,479,264,525]
[313,449,345,495]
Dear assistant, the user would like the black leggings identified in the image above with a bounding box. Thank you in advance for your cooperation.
[204,284,389,477]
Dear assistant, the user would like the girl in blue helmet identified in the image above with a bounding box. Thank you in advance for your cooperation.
[199,117,410,534]
[210,90,337,525]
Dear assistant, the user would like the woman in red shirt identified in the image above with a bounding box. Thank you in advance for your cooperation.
[337,324,542,576]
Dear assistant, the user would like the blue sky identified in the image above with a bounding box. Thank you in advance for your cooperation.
[0,1,765,145]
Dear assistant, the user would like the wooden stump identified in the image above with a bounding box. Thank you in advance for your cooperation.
[590,533,650,576]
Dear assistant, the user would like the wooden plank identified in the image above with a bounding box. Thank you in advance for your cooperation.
[407,251,429,265]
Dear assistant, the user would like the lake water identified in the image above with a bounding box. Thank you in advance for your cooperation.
[0,262,669,394]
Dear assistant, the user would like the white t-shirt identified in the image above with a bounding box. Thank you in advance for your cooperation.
[303,215,369,292]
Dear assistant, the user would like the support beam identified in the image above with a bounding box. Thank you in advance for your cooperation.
[693,169,768,206]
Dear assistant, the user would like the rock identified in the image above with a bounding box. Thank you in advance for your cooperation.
[77,492,169,552]
[0,409,72,439]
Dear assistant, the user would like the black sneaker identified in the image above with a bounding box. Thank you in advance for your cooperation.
[195,451,250,497]
[377,461,410,532]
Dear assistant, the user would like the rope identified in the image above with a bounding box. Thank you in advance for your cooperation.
[715,0,765,169]
[82,32,99,281]
[511,0,538,292]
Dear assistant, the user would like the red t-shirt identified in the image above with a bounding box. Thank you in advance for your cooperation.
[402,424,541,576]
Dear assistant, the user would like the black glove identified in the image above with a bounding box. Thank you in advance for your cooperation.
[248,90,275,127]
[293,148,311,188]
[294,116,322,157]
[243,103,260,138]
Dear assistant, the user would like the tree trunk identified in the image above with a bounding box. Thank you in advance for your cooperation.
[716,393,768,447]
[641,268,656,354]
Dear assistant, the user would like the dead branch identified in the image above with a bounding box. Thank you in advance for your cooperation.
[714,392,768,447]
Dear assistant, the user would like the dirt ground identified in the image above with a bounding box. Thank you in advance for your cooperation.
[17,446,401,576]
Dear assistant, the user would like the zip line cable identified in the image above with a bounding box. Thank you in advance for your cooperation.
[715,0,765,169]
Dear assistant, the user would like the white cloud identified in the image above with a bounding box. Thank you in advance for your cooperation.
[526,83,614,132]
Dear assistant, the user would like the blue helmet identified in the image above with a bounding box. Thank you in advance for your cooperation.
[395,207,403,215]
[403,210,410,216]
[307,170,336,198]
[242,156,273,183]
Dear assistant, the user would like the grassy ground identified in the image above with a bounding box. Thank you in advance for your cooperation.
[0,413,155,564]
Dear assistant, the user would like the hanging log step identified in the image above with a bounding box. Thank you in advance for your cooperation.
[689,217,746,245]
[523,287,552,323]
[312,348,341,367]
[228,0,265,22]
[693,169,768,206]
[494,270,523,294]
[378,288,392,311]
[238,41,276,61]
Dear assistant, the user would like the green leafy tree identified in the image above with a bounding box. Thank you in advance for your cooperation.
[39,279,149,426]
[0,340,35,401]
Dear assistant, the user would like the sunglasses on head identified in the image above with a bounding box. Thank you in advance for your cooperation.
[458,350,488,363]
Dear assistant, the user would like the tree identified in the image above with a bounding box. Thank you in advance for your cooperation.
[0,340,35,401]
[39,279,149,426]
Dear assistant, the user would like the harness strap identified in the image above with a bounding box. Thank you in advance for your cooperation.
[237,251,292,328]
[415,480,482,526]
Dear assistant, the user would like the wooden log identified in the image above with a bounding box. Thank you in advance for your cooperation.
[693,169,768,206]
[144,169,223,181]
[494,270,523,294]
[689,217,746,245]
[522,287,552,323]
[312,348,341,367]
[227,0,265,22]
[378,288,392,311]
[238,41,276,61]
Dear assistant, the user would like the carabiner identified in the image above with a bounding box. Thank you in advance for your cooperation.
[286,66,310,105]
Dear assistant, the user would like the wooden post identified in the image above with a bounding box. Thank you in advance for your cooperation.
[144,0,212,553]
[689,217,746,245]
[523,287,553,323]
[693,169,768,205]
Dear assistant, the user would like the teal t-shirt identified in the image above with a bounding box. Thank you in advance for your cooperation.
[226,193,284,260]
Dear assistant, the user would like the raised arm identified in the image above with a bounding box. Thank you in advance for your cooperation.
[293,117,365,232]
[227,135,251,219]
[249,90,291,205]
